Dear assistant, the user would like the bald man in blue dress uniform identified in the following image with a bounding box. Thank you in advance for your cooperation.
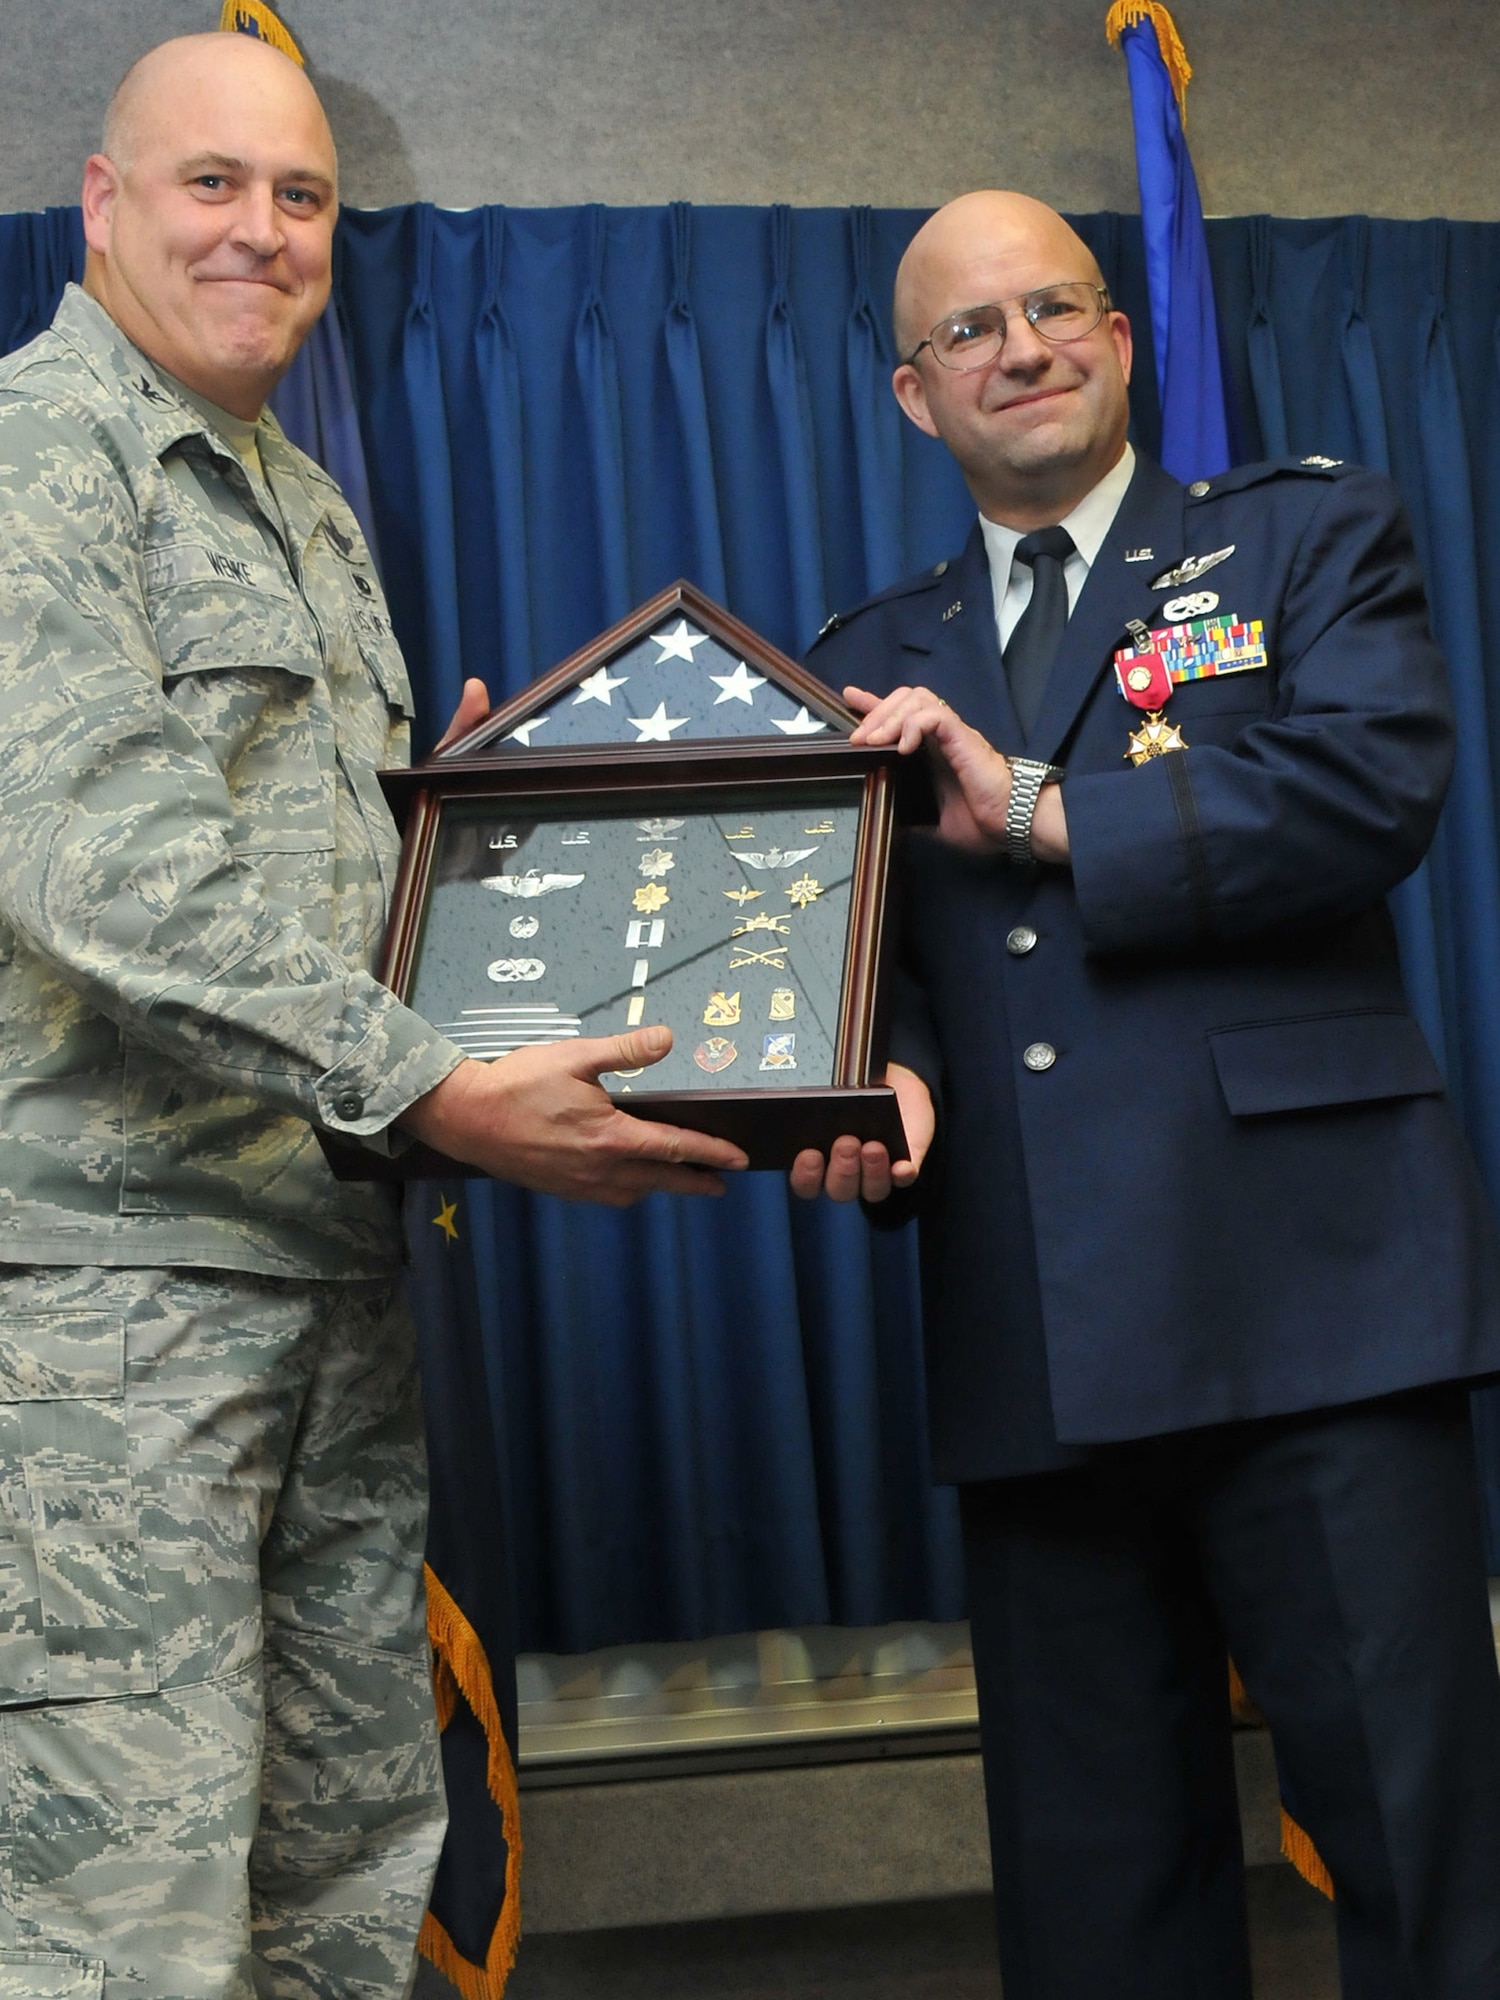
[795,190,1500,2000]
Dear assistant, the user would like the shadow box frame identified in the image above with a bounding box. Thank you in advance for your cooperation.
[323,581,920,1177]
[325,751,907,1177]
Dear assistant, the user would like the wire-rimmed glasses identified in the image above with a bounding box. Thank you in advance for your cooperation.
[904,283,1112,371]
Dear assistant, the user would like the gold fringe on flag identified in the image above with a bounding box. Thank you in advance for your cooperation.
[1226,1655,1263,1726]
[1104,2,1193,120]
[1280,1805,1336,1900]
[1227,1658,1334,1901]
[218,2,306,66]
[420,1562,524,1999]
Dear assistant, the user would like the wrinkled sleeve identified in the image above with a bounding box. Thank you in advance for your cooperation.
[0,396,463,1140]
[1066,472,1455,953]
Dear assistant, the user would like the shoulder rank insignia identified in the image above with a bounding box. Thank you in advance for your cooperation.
[1149,546,1235,591]
[1300,454,1343,469]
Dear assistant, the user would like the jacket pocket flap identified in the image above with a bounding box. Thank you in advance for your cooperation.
[0,1316,124,1401]
[1208,1011,1443,1116]
[0,1953,105,1998]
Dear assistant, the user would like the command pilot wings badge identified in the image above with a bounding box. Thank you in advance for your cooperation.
[1149,546,1235,591]
[736,844,819,871]
[480,869,586,897]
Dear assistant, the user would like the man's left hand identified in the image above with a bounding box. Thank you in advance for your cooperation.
[788,1062,935,1203]
[845,683,1068,863]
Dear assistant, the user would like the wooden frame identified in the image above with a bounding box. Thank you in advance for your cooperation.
[419,579,859,774]
[325,582,916,1177]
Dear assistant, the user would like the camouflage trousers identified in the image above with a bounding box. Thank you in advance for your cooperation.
[0,1265,446,2000]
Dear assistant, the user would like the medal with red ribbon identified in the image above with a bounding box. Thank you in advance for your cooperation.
[1114,609,1267,765]
[1115,619,1188,766]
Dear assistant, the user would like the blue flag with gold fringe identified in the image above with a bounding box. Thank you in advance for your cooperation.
[255,6,524,1962]
[1107,3,1327,1907]
[219,0,306,65]
[1106,2,1232,481]
[260,457,523,2000]
[406,1186,522,1998]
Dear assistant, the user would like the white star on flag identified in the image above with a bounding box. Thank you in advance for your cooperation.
[771,707,829,736]
[629,702,691,742]
[573,665,628,706]
[651,619,709,665]
[709,661,767,706]
[508,716,550,746]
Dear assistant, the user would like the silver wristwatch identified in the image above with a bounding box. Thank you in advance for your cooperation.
[1004,757,1065,865]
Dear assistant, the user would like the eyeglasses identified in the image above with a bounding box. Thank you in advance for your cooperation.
[904,282,1112,371]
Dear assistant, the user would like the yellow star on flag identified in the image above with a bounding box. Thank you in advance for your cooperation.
[432,1196,460,1243]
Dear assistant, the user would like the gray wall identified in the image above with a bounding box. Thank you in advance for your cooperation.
[3,0,1495,220]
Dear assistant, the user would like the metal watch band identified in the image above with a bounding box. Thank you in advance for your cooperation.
[1004,757,1065,865]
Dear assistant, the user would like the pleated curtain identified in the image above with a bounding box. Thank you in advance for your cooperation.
[4,203,1500,1644]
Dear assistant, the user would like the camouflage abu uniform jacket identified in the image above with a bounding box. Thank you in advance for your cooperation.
[0,286,465,1278]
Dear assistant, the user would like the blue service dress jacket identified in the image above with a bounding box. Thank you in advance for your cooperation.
[809,452,1500,1484]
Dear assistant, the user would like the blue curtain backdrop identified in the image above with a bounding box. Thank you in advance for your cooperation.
[6,205,1500,1640]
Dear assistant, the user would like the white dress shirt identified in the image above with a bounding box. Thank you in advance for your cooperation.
[979,443,1137,657]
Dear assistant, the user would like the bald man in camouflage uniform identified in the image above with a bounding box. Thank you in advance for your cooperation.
[0,33,742,2000]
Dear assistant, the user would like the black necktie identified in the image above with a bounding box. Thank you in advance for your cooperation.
[1003,525,1075,735]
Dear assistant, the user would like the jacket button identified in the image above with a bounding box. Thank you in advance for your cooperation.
[1188,479,1211,498]
[1006,925,1038,956]
[1022,1042,1056,1072]
[334,1090,365,1120]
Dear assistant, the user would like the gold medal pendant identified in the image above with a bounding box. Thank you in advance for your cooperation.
[1126,710,1188,767]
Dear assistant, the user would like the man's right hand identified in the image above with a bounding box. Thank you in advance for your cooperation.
[844,683,1069,863]
[399,1025,747,1206]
